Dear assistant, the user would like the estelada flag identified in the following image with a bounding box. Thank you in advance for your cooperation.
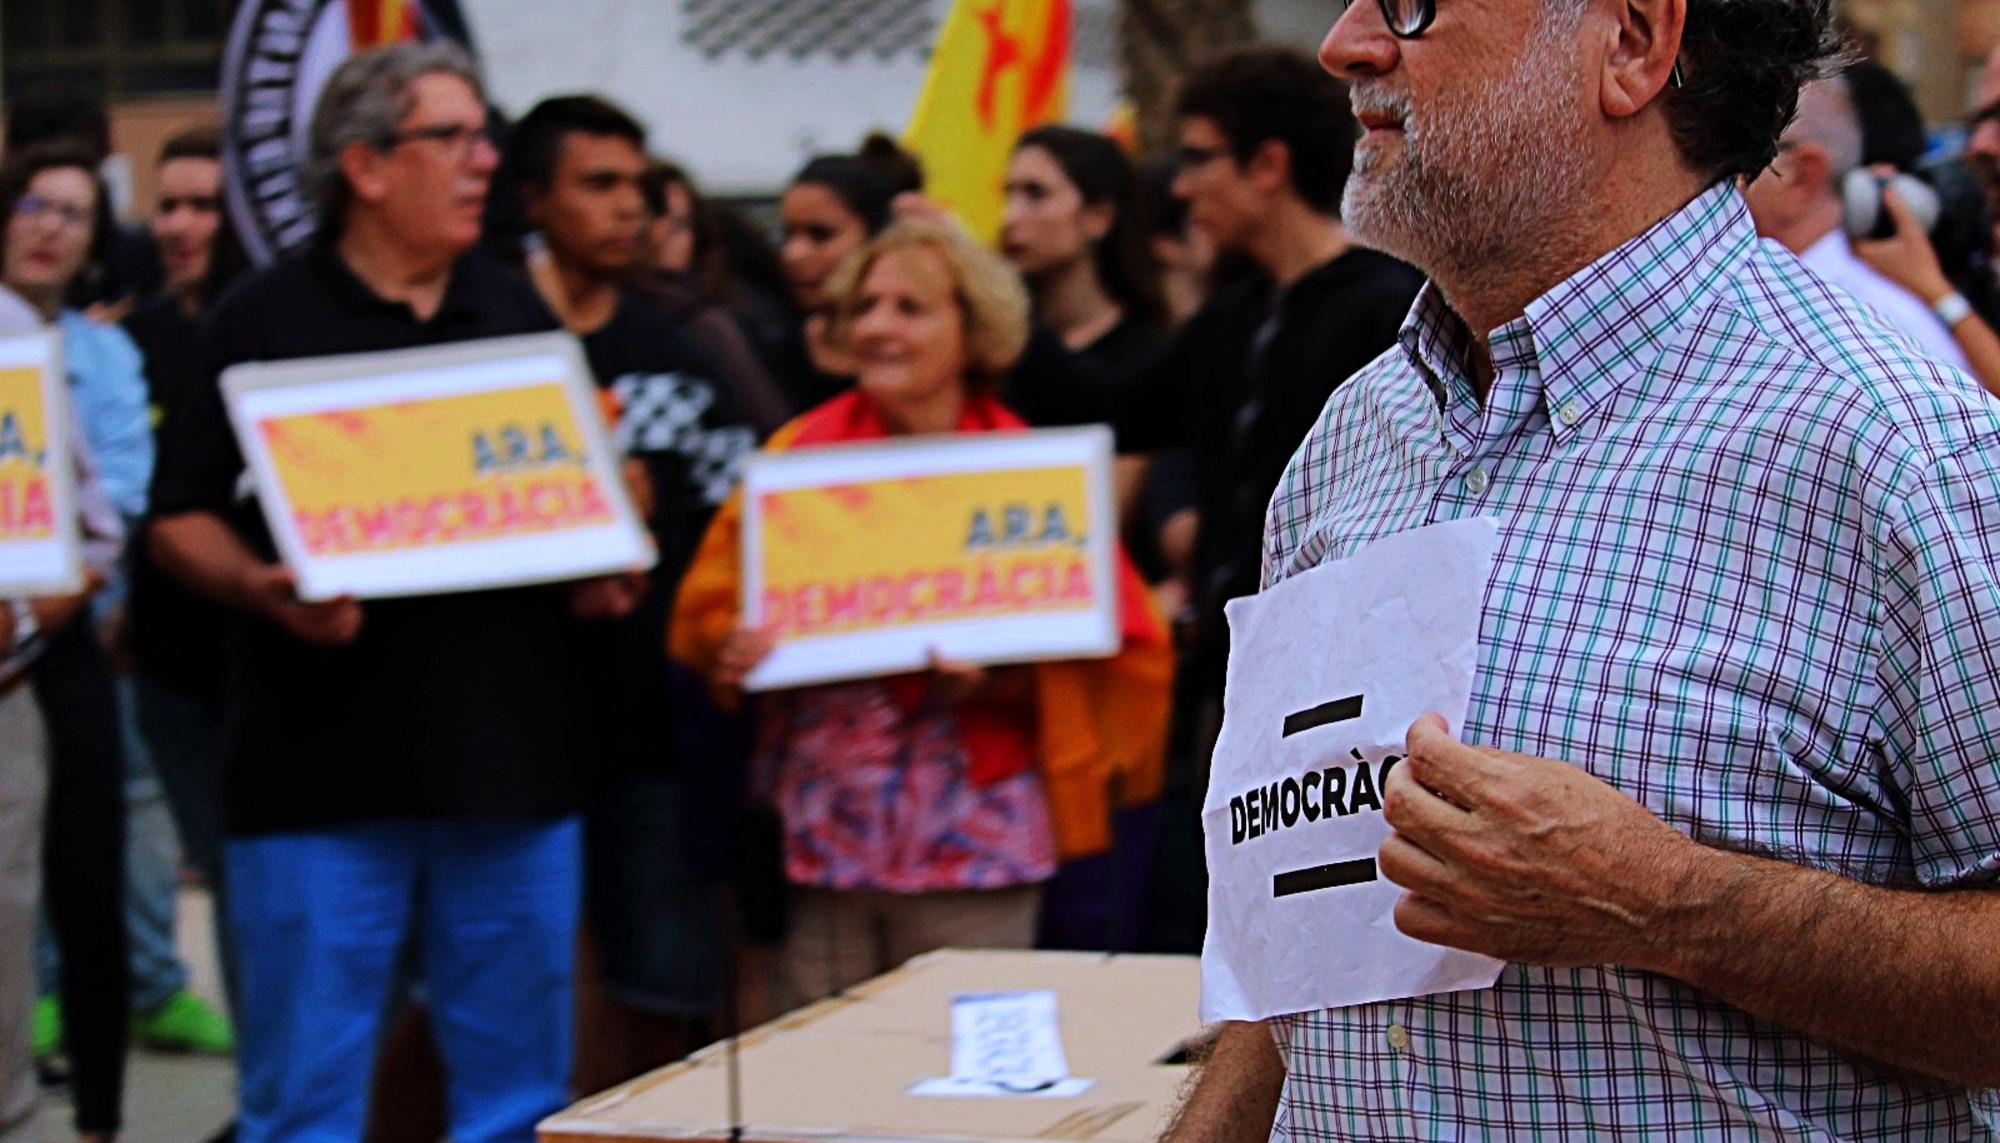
[348,0,424,45]
[903,0,1072,244]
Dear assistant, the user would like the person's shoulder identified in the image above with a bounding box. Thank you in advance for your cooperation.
[121,294,178,342]
[1296,248,1424,328]
[205,250,319,324]
[1712,241,2000,490]
[455,249,559,332]
[0,286,39,335]
[1324,245,1426,290]
[58,307,144,367]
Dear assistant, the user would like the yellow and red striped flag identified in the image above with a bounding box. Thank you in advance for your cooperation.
[348,0,423,47]
[903,0,1072,243]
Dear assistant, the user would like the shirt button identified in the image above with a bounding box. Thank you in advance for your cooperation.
[1387,1023,1412,1052]
[1558,401,1581,427]
[1464,467,1490,495]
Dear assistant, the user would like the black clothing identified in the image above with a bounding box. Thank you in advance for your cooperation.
[1121,248,1420,956]
[576,291,760,773]
[31,623,130,1135]
[1003,318,1170,447]
[71,223,163,310]
[1116,248,1424,693]
[124,296,230,702]
[148,244,584,837]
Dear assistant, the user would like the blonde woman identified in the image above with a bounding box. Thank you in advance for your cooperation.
[672,220,1172,1010]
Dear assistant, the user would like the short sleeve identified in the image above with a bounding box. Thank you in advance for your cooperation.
[1872,443,2000,887]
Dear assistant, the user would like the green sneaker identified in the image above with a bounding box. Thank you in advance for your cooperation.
[132,990,234,1055]
[29,995,59,1057]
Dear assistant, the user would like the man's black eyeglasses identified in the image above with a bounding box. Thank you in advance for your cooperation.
[374,122,493,161]
[1333,0,1688,83]
[1339,0,1439,37]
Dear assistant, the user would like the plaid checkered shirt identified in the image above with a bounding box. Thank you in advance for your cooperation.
[1260,182,2000,1140]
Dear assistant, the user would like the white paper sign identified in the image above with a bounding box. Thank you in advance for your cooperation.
[221,333,654,602]
[1200,518,1506,1022]
[949,991,1070,1092]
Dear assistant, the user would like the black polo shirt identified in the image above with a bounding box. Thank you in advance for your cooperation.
[149,243,583,836]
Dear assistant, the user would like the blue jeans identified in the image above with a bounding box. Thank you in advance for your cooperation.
[225,816,581,1143]
[35,674,189,1014]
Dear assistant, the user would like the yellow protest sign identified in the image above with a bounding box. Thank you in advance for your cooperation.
[223,333,653,600]
[0,333,82,594]
[741,427,1116,691]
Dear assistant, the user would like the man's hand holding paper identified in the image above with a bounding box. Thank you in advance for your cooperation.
[1380,715,1704,971]
[1199,518,1506,1022]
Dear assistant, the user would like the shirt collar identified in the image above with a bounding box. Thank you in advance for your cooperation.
[309,239,483,326]
[1398,181,1758,440]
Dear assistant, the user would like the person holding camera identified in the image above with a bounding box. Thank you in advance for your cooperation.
[1744,71,1974,374]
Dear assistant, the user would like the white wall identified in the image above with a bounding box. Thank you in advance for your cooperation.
[462,0,1332,196]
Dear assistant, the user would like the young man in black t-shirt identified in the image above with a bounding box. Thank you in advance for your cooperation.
[1116,47,1425,951]
[509,95,776,1087]
[148,47,636,1143]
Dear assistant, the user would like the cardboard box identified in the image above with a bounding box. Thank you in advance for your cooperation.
[539,949,1204,1143]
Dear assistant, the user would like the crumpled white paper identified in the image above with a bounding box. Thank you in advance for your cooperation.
[1200,518,1506,1022]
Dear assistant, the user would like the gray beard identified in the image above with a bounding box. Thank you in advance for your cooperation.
[1342,14,1591,283]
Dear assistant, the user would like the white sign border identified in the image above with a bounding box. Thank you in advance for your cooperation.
[222,331,656,602]
[740,425,1119,692]
[0,331,84,597]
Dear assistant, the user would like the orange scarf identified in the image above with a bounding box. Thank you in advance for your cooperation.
[670,391,1173,860]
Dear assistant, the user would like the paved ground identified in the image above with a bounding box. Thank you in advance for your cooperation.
[34,889,236,1142]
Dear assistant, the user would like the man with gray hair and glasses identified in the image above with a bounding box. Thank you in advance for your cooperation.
[1165,0,2000,1136]
[149,42,624,1143]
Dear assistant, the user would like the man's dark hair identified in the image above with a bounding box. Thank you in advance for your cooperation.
[1842,61,1926,172]
[159,124,222,167]
[509,95,647,193]
[1174,45,1356,214]
[1664,0,1847,183]
[6,84,112,165]
[0,142,115,283]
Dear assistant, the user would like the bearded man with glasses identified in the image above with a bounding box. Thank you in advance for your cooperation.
[1163,0,2000,1138]
[148,42,629,1143]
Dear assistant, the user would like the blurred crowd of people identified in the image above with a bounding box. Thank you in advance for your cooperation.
[0,21,1996,1143]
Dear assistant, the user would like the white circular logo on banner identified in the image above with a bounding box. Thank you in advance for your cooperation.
[220,0,464,265]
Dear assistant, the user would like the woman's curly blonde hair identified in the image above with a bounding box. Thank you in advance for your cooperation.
[825,217,1031,390]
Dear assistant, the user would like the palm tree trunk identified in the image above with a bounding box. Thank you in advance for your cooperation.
[1118,0,1258,158]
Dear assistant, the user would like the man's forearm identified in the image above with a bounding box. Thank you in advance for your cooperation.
[149,512,268,614]
[1653,848,2000,1086]
[1161,1022,1285,1143]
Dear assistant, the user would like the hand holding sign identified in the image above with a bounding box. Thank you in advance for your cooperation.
[241,563,362,647]
[714,626,779,693]
[1380,714,1701,971]
[1200,519,1504,1022]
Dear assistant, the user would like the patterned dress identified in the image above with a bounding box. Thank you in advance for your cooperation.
[754,679,1057,893]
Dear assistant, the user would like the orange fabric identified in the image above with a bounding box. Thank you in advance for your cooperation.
[595,388,623,429]
[669,393,1172,860]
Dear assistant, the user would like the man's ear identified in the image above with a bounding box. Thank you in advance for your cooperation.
[1786,142,1836,201]
[1245,138,1294,197]
[520,182,548,229]
[1600,0,1687,120]
[337,141,389,209]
